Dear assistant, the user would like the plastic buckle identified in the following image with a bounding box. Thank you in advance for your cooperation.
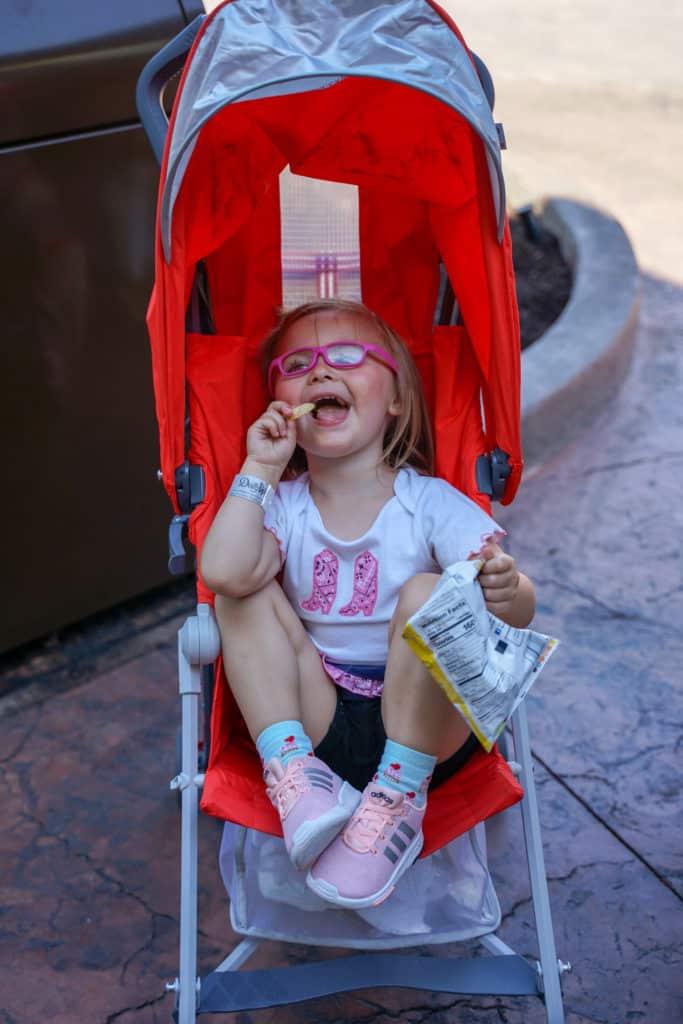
[476,448,512,501]
[167,462,206,575]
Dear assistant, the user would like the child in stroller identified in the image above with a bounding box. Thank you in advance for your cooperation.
[201,296,536,910]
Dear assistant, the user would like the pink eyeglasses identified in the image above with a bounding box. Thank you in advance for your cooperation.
[267,340,398,394]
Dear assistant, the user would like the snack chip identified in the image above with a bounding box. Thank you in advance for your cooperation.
[290,402,315,420]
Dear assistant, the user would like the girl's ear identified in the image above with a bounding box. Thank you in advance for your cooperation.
[388,391,401,416]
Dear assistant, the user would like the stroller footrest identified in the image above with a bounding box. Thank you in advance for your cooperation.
[197,952,538,1012]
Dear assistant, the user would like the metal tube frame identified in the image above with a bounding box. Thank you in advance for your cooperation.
[173,606,221,1024]
[509,702,568,1023]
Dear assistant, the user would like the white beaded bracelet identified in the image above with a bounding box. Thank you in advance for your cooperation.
[228,474,275,511]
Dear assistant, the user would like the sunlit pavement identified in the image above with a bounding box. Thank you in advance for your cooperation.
[445,0,683,283]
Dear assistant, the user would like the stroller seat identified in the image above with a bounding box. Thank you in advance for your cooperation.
[137,1,569,1020]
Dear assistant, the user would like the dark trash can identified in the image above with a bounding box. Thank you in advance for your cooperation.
[0,0,203,652]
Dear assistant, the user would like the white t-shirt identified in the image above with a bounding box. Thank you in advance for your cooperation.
[264,467,504,665]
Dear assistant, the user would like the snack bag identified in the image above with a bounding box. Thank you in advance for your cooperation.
[402,561,558,751]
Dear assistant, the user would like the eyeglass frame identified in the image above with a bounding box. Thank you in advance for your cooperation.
[267,340,399,395]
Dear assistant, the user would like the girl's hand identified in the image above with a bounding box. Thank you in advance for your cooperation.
[245,401,297,473]
[478,540,520,617]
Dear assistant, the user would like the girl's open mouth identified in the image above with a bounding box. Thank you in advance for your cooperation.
[311,395,350,425]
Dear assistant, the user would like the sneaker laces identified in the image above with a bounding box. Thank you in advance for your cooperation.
[266,760,308,820]
[343,800,398,854]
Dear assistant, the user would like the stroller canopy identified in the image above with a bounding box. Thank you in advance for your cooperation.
[147,0,523,567]
[160,0,507,261]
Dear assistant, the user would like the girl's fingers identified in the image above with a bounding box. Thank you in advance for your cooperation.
[264,402,295,437]
[481,551,514,575]
[260,410,291,438]
[481,560,518,605]
[481,561,507,578]
[484,582,519,604]
[479,540,504,561]
[268,400,292,414]
[481,569,515,589]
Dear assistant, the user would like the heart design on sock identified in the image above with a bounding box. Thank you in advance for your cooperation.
[407,791,416,798]
[390,763,401,770]
[284,736,295,743]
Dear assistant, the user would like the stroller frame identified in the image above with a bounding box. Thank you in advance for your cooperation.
[169,605,569,1021]
[137,5,571,1020]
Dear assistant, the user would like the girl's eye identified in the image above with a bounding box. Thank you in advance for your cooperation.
[282,353,313,373]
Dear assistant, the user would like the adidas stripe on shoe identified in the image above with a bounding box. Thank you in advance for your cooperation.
[264,754,361,870]
[305,781,425,908]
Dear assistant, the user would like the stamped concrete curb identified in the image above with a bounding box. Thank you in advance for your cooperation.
[521,197,641,470]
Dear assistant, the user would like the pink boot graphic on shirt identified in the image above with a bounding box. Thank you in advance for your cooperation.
[301,548,339,615]
[339,551,378,617]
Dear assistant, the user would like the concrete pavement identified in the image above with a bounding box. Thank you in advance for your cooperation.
[443,0,683,282]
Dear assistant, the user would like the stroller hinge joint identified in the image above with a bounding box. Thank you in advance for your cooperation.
[179,607,221,671]
[170,772,205,792]
[535,957,572,993]
[166,974,200,1010]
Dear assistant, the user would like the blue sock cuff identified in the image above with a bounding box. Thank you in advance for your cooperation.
[382,738,437,772]
[256,720,313,766]
[377,738,437,803]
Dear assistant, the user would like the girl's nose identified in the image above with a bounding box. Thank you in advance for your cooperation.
[308,351,334,380]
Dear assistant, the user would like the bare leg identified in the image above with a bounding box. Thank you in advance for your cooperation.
[381,573,472,762]
[214,580,336,746]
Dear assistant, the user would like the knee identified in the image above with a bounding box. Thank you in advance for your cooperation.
[215,580,308,650]
[214,581,274,632]
[389,573,440,637]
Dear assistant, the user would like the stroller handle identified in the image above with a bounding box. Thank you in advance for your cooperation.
[135,14,204,166]
[135,15,495,167]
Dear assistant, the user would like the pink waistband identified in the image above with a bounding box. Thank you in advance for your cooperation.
[321,657,384,698]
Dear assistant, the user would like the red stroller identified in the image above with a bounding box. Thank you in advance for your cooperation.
[137,1,568,1020]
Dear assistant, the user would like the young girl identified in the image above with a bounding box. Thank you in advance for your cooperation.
[201,298,536,910]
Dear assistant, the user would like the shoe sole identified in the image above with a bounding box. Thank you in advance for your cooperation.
[289,783,361,870]
[305,830,424,908]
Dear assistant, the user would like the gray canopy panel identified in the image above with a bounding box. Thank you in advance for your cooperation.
[161,0,506,260]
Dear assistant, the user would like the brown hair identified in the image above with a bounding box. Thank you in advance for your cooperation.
[261,299,434,476]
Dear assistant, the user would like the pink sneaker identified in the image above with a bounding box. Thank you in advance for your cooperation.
[264,755,360,870]
[305,782,425,908]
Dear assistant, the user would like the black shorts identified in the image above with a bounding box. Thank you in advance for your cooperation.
[314,673,481,793]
